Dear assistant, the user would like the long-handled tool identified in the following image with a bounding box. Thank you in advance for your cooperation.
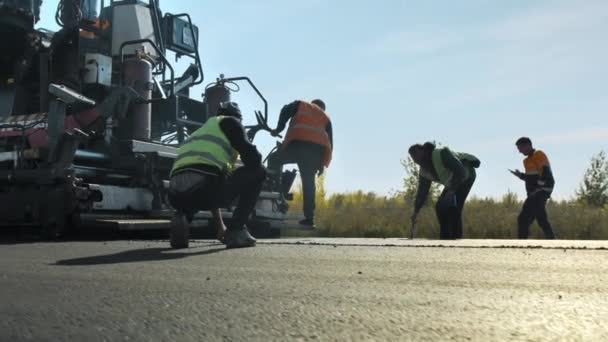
[410,217,417,239]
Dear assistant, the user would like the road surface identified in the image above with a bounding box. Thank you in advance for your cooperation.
[1,237,608,341]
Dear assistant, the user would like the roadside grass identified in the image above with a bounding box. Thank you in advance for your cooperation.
[286,190,608,239]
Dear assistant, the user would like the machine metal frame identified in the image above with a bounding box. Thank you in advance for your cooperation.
[0,0,302,237]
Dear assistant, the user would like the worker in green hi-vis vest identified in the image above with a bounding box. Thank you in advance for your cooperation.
[168,102,266,249]
[408,142,481,239]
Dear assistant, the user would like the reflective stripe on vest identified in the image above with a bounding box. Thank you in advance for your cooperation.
[290,123,330,137]
[185,134,233,157]
[171,116,237,175]
[172,150,227,171]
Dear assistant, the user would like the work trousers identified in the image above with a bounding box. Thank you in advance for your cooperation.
[168,165,265,228]
[267,141,324,220]
[517,191,555,239]
[435,169,476,239]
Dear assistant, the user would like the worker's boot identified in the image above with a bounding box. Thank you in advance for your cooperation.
[544,230,556,240]
[223,225,256,249]
[299,218,316,229]
[170,213,190,249]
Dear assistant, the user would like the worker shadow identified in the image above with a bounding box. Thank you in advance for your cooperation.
[53,245,229,266]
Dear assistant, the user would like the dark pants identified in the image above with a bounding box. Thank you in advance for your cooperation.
[267,141,324,220]
[518,191,555,239]
[435,169,476,239]
[168,165,265,229]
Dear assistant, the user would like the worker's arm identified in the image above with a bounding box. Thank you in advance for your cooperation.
[441,149,466,189]
[539,165,554,184]
[536,151,554,190]
[509,169,525,180]
[326,120,333,149]
[219,117,262,168]
[413,176,432,214]
[537,165,555,192]
[274,101,300,134]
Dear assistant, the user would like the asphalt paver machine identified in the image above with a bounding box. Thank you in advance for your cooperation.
[0,0,301,237]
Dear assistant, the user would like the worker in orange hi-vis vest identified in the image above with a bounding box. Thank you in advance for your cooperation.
[268,99,333,228]
[510,137,556,239]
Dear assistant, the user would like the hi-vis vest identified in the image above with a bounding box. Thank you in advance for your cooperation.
[523,150,553,193]
[283,101,333,167]
[429,147,478,186]
[170,116,238,176]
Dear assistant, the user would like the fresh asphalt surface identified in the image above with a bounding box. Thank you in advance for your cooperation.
[1,233,608,341]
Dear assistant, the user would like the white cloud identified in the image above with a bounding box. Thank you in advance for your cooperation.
[486,0,608,44]
[366,30,465,57]
[361,1,608,108]
[536,127,608,145]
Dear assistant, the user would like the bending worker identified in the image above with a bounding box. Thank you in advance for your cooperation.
[168,102,266,249]
[268,99,333,227]
[409,142,480,239]
[510,137,556,239]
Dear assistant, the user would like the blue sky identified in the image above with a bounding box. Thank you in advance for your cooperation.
[38,0,608,200]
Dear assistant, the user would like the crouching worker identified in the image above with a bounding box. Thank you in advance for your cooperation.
[168,102,266,249]
[409,142,480,239]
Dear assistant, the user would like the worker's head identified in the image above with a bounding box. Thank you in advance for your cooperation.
[515,137,533,156]
[311,99,326,111]
[218,102,242,120]
[408,142,436,166]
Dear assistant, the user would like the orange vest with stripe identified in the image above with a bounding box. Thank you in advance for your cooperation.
[283,101,332,167]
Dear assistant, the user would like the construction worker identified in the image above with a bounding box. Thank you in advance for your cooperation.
[268,99,333,227]
[409,142,480,239]
[168,102,266,249]
[510,137,556,239]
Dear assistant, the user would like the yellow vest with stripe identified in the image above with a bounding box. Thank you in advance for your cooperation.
[170,116,238,176]
[431,147,478,186]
